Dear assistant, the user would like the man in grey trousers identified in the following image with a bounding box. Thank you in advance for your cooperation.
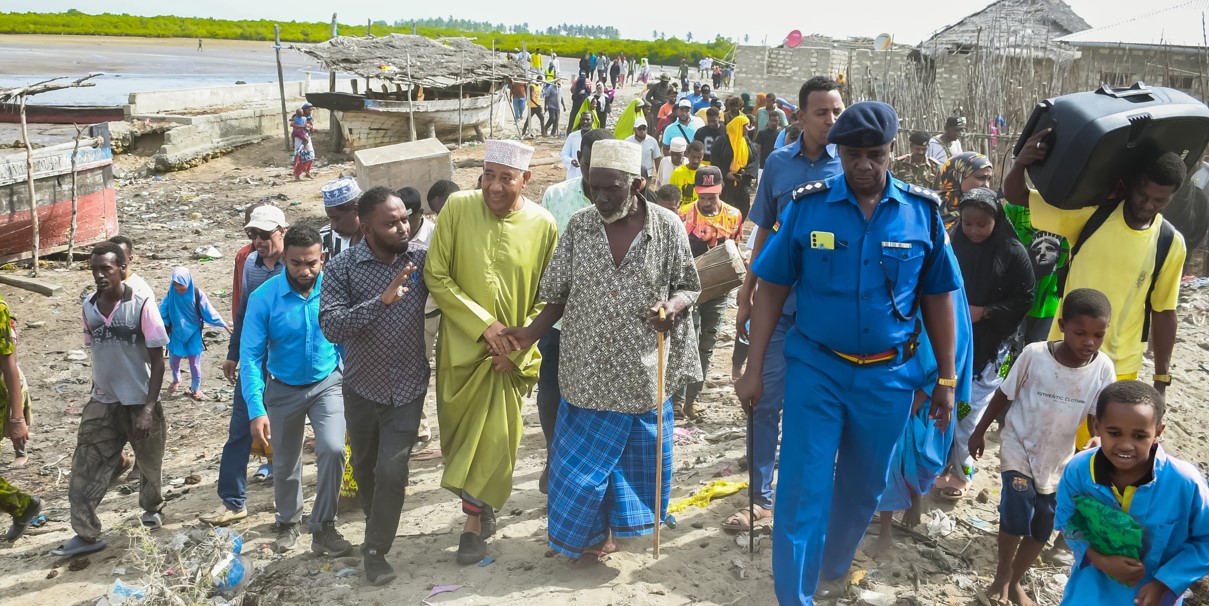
[319,187,429,585]
[241,225,352,556]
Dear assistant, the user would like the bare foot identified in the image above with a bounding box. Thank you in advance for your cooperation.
[902,507,922,528]
[168,381,180,395]
[866,531,894,560]
[1008,582,1036,606]
[10,454,29,468]
[987,573,1011,604]
[190,390,206,401]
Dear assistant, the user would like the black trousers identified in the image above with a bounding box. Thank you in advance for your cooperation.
[343,387,423,553]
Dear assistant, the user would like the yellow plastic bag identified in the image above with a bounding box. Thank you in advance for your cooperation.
[667,480,748,514]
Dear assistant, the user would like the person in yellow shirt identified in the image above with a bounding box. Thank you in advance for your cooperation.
[1005,130,1186,446]
[669,141,705,212]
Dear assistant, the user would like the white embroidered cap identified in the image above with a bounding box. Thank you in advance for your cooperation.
[591,139,642,174]
[483,139,535,171]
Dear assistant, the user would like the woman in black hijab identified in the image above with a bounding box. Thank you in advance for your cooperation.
[940,187,1035,501]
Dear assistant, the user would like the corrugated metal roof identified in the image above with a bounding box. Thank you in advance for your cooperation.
[1057,0,1209,48]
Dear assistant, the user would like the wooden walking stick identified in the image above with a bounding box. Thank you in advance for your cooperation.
[653,307,667,558]
[748,409,755,560]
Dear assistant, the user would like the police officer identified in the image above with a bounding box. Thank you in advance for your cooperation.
[727,76,844,534]
[735,101,961,605]
[893,130,943,189]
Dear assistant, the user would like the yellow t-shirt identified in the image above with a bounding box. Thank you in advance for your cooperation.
[1028,190,1186,376]
[670,164,699,210]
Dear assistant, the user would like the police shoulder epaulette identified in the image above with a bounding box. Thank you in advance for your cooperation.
[791,180,830,201]
[897,180,942,206]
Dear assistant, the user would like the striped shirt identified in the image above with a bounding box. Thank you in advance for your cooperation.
[226,251,284,362]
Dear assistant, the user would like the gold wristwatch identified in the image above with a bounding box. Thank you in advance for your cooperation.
[937,377,957,388]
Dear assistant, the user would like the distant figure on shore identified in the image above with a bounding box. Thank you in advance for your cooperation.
[198,39,203,52]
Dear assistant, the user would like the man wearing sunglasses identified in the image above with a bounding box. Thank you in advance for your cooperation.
[200,205,288,527]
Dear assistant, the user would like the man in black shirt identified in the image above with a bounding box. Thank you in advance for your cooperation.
[694,107,725,166]
[755,110,782,175]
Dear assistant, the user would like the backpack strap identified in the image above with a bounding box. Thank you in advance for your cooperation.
[1055,201,1119,299]
[1141,217,1176,342]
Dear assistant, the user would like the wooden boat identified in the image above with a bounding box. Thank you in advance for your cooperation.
[307,90,509,151]
[0,123,119,263]
[0,103,126,125]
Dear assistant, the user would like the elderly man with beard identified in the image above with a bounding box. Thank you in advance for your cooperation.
[242,226,351,558]
[535,127,613,493]
[319,187,427,585]
[424,140,559,565]
[504,139,701,564]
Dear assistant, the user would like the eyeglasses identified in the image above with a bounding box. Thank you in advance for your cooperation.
[246,227,280,241]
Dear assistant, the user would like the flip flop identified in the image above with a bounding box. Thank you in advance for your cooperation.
[938,486,968,502]
[141,511,163,530]
[723,505,773,532]
[253,463,272,482]
[51,535,107,557]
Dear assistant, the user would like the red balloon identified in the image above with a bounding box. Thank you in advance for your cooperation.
[787,30,802,48]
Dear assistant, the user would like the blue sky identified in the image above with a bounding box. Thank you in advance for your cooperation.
[1,0,1173,45]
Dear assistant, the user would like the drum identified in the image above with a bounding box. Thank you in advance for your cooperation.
[695,239,746,303]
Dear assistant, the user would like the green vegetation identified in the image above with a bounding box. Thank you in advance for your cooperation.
[403,17,621,39]
[0,11,730,64]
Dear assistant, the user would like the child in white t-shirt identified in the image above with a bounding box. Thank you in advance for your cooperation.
[968,288,1117,606]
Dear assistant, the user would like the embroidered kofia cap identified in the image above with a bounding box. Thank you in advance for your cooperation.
[484,139,535,171]
[320,176,362,208]
[591,139,642,174]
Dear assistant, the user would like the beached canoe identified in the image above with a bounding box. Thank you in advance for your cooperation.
[0,123,119,263]
[308,90,508,151]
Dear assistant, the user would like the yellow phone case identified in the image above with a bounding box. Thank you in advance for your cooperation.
[810,231,835,250]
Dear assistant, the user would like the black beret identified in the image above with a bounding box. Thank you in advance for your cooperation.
[828,101,899,147]
[909,130,931,146]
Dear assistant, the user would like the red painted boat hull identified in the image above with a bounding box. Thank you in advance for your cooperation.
[0,124,120,263]
[0,189,118,262]
[0,103,126,125]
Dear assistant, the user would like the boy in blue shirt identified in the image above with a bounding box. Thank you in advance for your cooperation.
[1055,381,1209,605]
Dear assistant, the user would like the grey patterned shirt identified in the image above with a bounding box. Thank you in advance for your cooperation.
[538,200,702,414]
[318,240,430,405]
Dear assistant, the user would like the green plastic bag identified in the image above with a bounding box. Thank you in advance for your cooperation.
[1066,494,1144,561]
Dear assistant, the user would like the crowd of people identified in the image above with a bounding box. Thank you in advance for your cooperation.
[0,65,1207,606]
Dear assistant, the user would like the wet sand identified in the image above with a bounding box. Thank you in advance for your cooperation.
[0,34,322,105]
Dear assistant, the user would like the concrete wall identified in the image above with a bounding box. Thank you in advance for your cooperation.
[127,77,357,115]
[1070,46,1205,98]
[734,44,914,102]
[146,107,331,172]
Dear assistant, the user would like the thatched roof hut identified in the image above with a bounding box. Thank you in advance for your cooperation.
[1057,0,1209,51]
[920,0,1091,62]
[291,34,528,89]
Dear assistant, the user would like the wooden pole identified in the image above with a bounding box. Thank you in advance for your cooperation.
[274,25,290,152]
[653,307,667,558]
[330,13,342,152]
[68,123,85,268]
[19,96,39,277]
[405,51,418,142]
[458,49,465,146]
[490,41,496,138]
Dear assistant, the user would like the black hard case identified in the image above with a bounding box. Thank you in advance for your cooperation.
[1014,83,1209,209]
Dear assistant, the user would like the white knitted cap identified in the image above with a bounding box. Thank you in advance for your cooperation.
[484,139,535,171]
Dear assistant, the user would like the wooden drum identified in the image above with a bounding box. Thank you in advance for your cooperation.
[695,239,746,303]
